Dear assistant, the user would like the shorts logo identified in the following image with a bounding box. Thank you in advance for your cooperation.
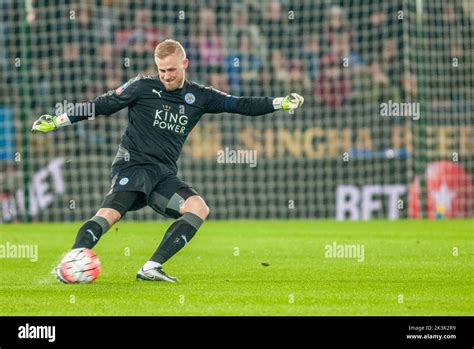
[119,177,129,185]
[184,93,195,104]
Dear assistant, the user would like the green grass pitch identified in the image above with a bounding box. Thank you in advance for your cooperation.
[0,220,472,315]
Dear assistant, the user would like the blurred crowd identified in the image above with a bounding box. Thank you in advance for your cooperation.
[0,0,472,221]
[1,0,472,112]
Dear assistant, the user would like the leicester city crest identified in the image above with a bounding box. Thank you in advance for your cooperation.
[185,93,196,104]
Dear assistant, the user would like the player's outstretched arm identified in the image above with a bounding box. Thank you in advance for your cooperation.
[31,75,143,133]
[205,88,304,116]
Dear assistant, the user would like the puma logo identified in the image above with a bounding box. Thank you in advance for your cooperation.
[152,89,162,97]
[86,229,98,242]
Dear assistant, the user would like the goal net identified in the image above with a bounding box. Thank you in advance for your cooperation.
[1,0,472,222]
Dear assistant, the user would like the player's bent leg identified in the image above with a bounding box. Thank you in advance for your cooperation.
[138,189,208,282]
[71,191,143,249]
[68,207,120,250]
[55,214,110,281]
[179,195,210,220]
[55,192,143,283]
[71,215,111,250]
[95,208,122,227]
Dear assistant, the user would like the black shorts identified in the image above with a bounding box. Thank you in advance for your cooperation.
[101,152,199,217]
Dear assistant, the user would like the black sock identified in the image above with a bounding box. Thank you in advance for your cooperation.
[72,216,110,249]
[150,212,204,265]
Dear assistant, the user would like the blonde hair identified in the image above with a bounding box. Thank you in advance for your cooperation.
[154,39,186,59]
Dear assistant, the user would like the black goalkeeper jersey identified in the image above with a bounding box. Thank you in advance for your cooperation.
[68,75,277,173]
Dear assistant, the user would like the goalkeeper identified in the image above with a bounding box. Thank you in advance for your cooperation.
[32,39,304,283]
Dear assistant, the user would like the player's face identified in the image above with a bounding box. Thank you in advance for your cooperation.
[156,53,189,91]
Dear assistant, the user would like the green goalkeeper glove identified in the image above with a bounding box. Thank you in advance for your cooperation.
[273,93,304,111]
[31,113,71,133]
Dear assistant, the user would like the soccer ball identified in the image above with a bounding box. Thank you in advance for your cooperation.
[59,248,101,284]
